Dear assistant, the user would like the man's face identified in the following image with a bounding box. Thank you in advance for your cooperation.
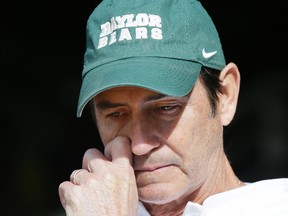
[93,79,224,204]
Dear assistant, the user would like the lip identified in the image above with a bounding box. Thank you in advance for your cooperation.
[134,164,172,172]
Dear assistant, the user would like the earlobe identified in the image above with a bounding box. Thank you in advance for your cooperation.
[219,62,241,126]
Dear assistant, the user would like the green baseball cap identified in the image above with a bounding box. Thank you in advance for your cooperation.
[77,0,226,117]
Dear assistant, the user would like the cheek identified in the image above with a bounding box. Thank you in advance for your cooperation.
[95,115,118,146]
[168,101,222,173]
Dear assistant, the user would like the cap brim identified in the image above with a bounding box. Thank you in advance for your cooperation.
[77,57,201,117]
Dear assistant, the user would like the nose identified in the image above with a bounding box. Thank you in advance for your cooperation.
[127,117,160,156]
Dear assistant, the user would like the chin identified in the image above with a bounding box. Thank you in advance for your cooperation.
[138,184,182,205]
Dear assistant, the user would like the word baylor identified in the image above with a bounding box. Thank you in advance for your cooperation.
[97,13,163,49]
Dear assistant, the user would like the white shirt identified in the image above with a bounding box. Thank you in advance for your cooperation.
[137,178,288,216]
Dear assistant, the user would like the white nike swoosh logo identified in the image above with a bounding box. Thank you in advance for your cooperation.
[202,48,217,59]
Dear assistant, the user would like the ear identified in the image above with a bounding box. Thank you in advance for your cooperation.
[218,62,241,126]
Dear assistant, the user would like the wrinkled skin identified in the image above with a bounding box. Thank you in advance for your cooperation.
[59,63,241,216]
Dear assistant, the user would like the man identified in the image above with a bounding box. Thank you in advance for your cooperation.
[58,0,288,215]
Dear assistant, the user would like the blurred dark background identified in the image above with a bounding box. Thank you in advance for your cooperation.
[1,0,287,215]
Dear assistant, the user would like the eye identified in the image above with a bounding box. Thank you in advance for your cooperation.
[161,105,174,111]
[155,104,180,115]
[107,111,122,118]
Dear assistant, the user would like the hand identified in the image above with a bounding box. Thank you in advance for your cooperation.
[58,136,138,216]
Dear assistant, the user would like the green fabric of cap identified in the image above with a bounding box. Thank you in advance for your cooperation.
[77,0,226,117]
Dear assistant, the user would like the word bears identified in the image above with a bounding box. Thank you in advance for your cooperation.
[97,13,163,49]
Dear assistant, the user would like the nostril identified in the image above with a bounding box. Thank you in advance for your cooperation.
[126,136,132,143]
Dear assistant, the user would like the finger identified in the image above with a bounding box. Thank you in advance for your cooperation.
[104,136,132,165]
[58,181,76,208]
[82,148,107,172]
[70,169,88,185]
[58,181,83,214]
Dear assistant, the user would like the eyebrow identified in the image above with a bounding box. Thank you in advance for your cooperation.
[96,93,168,110]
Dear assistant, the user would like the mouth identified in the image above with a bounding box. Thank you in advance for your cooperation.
[134,164,172,172]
